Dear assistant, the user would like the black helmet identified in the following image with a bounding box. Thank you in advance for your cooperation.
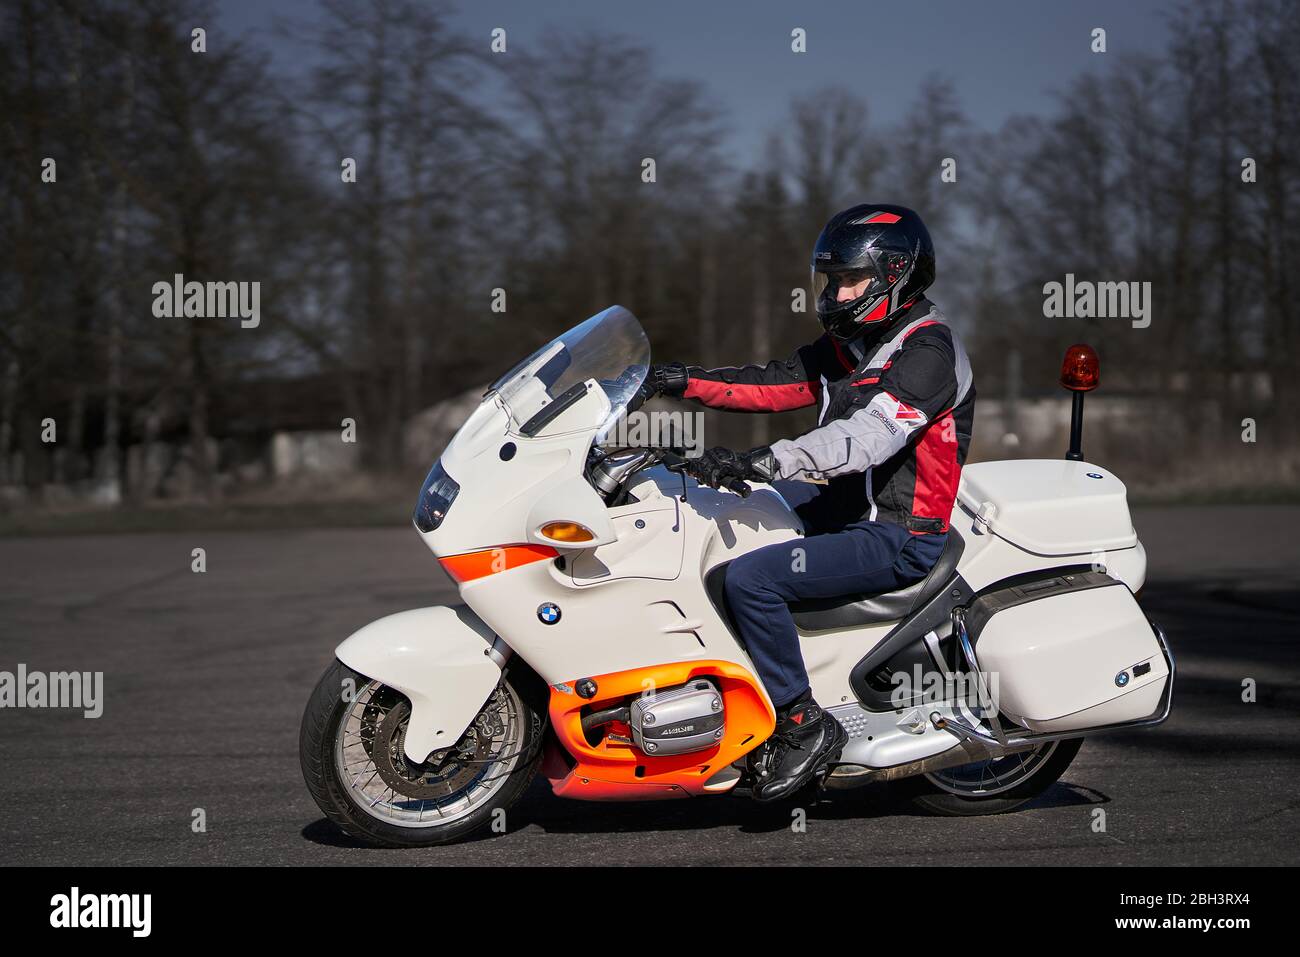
[811,204,935,343]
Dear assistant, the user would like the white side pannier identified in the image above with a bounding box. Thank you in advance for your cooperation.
[970,572,1169,733]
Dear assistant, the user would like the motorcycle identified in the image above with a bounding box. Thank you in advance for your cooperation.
[299,305,1173,847]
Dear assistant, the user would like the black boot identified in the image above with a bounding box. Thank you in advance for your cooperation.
[752,694,847,803]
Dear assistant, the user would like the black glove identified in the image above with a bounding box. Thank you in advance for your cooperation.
[633,362,689,408]
[688,446,777,489]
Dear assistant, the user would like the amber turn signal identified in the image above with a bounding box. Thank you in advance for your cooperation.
[1060,343,1100,392]
[539,521,595,543]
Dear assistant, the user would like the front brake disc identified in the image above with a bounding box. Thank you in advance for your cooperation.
[372,698,490,800]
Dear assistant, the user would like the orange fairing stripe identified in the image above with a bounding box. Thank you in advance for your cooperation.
[438,544,557,583]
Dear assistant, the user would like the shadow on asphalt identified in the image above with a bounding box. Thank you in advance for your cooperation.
[300,776,1110,847]
[301,816,507,849]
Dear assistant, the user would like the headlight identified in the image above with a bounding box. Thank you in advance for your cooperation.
[413,461,460,532]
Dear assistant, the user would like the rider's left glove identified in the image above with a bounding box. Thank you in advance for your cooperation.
[631,362,689,410]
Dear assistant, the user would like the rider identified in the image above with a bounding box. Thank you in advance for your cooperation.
[640,204,974,801]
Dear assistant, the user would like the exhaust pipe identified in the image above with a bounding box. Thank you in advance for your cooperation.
[823,735,1038,790]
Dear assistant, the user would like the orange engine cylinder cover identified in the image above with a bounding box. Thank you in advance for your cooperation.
[547,660,775,800]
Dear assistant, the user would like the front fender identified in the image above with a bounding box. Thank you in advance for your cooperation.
[335,605,507,762]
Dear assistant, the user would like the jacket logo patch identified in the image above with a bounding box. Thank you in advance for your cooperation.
[893,400,924,421]
[869,407,900,435]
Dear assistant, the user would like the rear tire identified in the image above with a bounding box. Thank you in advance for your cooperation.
[300,658,543,847]
[901,738,1083,817]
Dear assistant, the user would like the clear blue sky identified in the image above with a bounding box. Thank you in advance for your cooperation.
[214,0,1176,161]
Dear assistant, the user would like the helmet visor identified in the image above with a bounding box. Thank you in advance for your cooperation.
[812,265,886,307]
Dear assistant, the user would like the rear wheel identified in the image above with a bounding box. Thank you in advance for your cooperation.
[300,659,544,847]
[902,738,1082,816]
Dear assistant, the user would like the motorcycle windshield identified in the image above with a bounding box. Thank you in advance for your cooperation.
[490,305,650,436]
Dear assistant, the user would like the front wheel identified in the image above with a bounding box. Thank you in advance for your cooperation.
[300,659,544,847]
[900,738,1083,816]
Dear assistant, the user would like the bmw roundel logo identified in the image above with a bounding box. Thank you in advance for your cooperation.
[537,602,562,625]
[1115,670,1130,687]
[1087,472,1104,480]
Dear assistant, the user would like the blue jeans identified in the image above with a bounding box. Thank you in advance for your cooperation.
[723,480,946,709]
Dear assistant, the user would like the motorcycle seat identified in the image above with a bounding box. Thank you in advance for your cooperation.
[788,528,965,632]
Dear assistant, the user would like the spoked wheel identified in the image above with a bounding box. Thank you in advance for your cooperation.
[300,659,543,847]
[902,738,1082,816]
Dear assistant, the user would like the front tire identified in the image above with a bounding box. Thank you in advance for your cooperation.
[901,738,1083,816]
[300,659,544,847]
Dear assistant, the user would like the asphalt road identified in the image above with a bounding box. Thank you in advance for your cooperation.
[1,506,1298,866]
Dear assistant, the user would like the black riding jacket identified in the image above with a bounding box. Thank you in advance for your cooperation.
[683,298,974,534]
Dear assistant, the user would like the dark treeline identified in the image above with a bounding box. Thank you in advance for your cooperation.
[1,0,1297,503]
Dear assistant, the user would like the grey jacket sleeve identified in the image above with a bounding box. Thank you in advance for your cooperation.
[769,391,929,480]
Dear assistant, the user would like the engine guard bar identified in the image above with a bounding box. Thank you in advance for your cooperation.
[931,613,1175,749]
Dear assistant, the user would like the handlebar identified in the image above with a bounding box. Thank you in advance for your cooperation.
[658,450,686,468]
[722,476,752,497]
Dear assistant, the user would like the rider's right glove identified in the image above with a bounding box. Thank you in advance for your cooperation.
[632,362,689,409]
[689,446,777,488]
